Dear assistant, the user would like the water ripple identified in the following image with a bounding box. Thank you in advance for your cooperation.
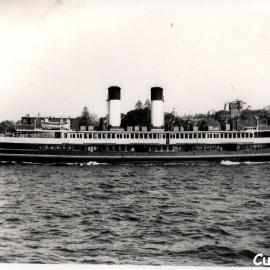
[0,161,269,265]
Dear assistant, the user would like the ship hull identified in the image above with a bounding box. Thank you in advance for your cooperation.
[1,150,270,163]
[1,141,270,163]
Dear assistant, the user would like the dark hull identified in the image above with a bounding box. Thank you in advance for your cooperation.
[1,142,270,163]
[1,151,270,163]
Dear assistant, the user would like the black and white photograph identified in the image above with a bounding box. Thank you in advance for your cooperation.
[0,0,270,268]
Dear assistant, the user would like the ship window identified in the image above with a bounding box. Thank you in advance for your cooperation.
[84,134,87,139]
[245,133,249,138]
[89,133,92,139]
[233,133,236,138]
[202,134,205,138]
[149,134,152,139]
[107,133,110,139]
[198,134,201,139]
[135,134,139,139]
[112,134,115,139]
[250,133,253,138]
[163,134,166,139]
[194,134,197,139]
[153,134,157,139]
[140,134,143,139]
[185,134,188,139]
[259,132,270,137]
[103,133,106,139]
[228,133,231,138]
[237,133,240,138]
[144,134,147,139]
[131,134,134,139]
[208,134,212,138]
[189,134,192,139]
[180,134,184,139]
[176,134,179,139]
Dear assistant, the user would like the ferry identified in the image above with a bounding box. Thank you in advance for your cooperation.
[1,86,270,163]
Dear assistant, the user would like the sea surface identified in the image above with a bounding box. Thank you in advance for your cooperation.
[0,160,269,266]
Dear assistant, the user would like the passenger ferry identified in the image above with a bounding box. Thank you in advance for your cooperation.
[1,86,270,163]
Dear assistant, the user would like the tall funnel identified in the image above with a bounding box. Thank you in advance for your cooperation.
[108,86,121,127]
[151,87,164,127]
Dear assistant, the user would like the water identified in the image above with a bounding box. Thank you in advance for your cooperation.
[0,160,269,265]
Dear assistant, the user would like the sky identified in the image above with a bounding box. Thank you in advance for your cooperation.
[1,0,270,121]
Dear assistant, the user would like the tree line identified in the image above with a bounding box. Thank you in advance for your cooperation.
[0,121,16,133]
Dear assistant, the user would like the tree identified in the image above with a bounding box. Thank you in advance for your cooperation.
[144,99,151,109]
[135,100,143,110]
[0,120,16,133]
[79,106,99,127]
[80,106,91,126]
[121,108,151,127]
[215,110,230,122]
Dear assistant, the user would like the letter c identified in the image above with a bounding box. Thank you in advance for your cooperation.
[253,254,263,266]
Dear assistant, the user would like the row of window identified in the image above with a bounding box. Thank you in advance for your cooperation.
[38,144,266,152]
[68,132,254,140]
[170,132,253,139]
[69,133,164,139]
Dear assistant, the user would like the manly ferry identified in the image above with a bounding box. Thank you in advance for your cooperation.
[1,86,270,163]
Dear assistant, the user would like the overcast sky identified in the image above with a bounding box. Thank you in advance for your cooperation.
[1,0,270,121]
